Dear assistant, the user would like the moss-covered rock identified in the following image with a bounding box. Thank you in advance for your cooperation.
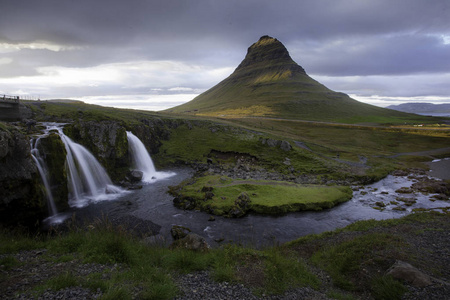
[64,121,130,182]
[0,126,46,226]
[130,118,171,159]
[36,132,68,211]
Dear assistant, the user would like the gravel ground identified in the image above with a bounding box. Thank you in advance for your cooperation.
[174,271,330,300]
[1,214,449,299]
[0,249,118,299]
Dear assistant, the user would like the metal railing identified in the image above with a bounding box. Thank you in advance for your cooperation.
[1,95,40,102]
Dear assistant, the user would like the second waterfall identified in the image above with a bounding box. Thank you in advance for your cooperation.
[126,131,174,182]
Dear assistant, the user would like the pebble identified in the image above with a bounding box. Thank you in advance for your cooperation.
[174,271,330,300]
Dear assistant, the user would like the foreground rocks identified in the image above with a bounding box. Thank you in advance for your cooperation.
[170,225,211,251]
[387,260,432,288]
[0,126,46,226]
[170,233,211,252]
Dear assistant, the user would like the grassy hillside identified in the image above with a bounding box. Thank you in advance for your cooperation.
[166,36,431,124]
[24,100,450,182]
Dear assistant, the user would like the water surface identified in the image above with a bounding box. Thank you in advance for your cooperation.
[58,161,449,248]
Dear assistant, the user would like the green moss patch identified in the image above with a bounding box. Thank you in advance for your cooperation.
[170,175,352,217]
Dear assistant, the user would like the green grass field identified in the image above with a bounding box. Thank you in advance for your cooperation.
[170,175,353,216]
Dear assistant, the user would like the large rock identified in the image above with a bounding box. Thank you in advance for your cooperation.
[387,260,432,287]
[260,138,291,151]
[131,118,171,156]
[280,140,292,151]
[228,192,251,218]
[127,170,143,182]
[171,225,192,240]
[36,133,69,211]
[0,127,46,226]
[170,233,210,251]
[64,120,129,182]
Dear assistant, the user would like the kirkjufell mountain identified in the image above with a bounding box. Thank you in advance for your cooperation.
[166,35,413,123]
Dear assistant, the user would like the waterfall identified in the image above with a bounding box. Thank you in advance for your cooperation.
[30,136,58,216]
[126,131,175,182]
[50,125,125,207]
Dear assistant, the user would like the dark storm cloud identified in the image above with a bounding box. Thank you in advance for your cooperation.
[290,33,450,76]
[2,0,449,70]
[0,0,449,105]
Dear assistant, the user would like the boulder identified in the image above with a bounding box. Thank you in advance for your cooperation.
[171,225,192,240]
[280,140,292,151]
[204,191,215,200]
[266,139,279,147]
[229,192,251,217]
[127,170,143,182]
[170,233,210,251]
[387,260,432,287]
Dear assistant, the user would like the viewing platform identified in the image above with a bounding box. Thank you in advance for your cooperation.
[0,95,36,121]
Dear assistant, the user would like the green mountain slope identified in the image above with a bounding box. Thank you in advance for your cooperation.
[166,36,424,124]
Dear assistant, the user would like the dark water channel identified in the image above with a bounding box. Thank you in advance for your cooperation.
[52,162,450,248]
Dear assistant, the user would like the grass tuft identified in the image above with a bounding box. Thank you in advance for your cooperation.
[371,275,407,300]
[311,233,404,291]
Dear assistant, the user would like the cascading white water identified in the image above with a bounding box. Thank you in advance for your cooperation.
[126,131,175,182]
[30,136,58,216]
[126,131,156,181]
[51,125,124,207]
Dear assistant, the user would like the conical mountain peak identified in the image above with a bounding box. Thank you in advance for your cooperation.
[167,36,410,123]
[234,35,306,75]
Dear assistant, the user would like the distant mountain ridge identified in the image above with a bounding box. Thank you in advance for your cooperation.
[387,103,450,114]
[166,36,424,123]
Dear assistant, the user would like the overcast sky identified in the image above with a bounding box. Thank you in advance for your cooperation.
[1,0,449,110]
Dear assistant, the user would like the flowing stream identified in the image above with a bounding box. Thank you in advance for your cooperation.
[58,164,450,248]
[31,135,58,217]
[52,125,126,208]
[33,124,128,225]
[126,131,175,182]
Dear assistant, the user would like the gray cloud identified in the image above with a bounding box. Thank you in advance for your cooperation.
[290,34,450,76]
[0,0,449,106]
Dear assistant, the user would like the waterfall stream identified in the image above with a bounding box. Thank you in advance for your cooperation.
[32,124,177,224]
[30,136,58,217]
[31,124,126,211]
[126,131,174,182]
[51,126,125,207]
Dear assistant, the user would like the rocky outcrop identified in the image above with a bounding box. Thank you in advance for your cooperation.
[260,138,292,151]
[36,132,69,211]
[171,225,192,240]
[64,120,130,182]
[228,192,251,218]
[0,126,46,226]
[131,118,171,156]
[64,118,173,181]
[387,260,432,287]
[126,170,143,182]
[170,232,210,251]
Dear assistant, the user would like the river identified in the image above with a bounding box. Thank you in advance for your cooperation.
[46,159,449,248]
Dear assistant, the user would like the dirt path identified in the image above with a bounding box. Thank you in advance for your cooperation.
[387,147,450,158]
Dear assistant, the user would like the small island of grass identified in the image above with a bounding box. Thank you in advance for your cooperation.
[169,175,353,217]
